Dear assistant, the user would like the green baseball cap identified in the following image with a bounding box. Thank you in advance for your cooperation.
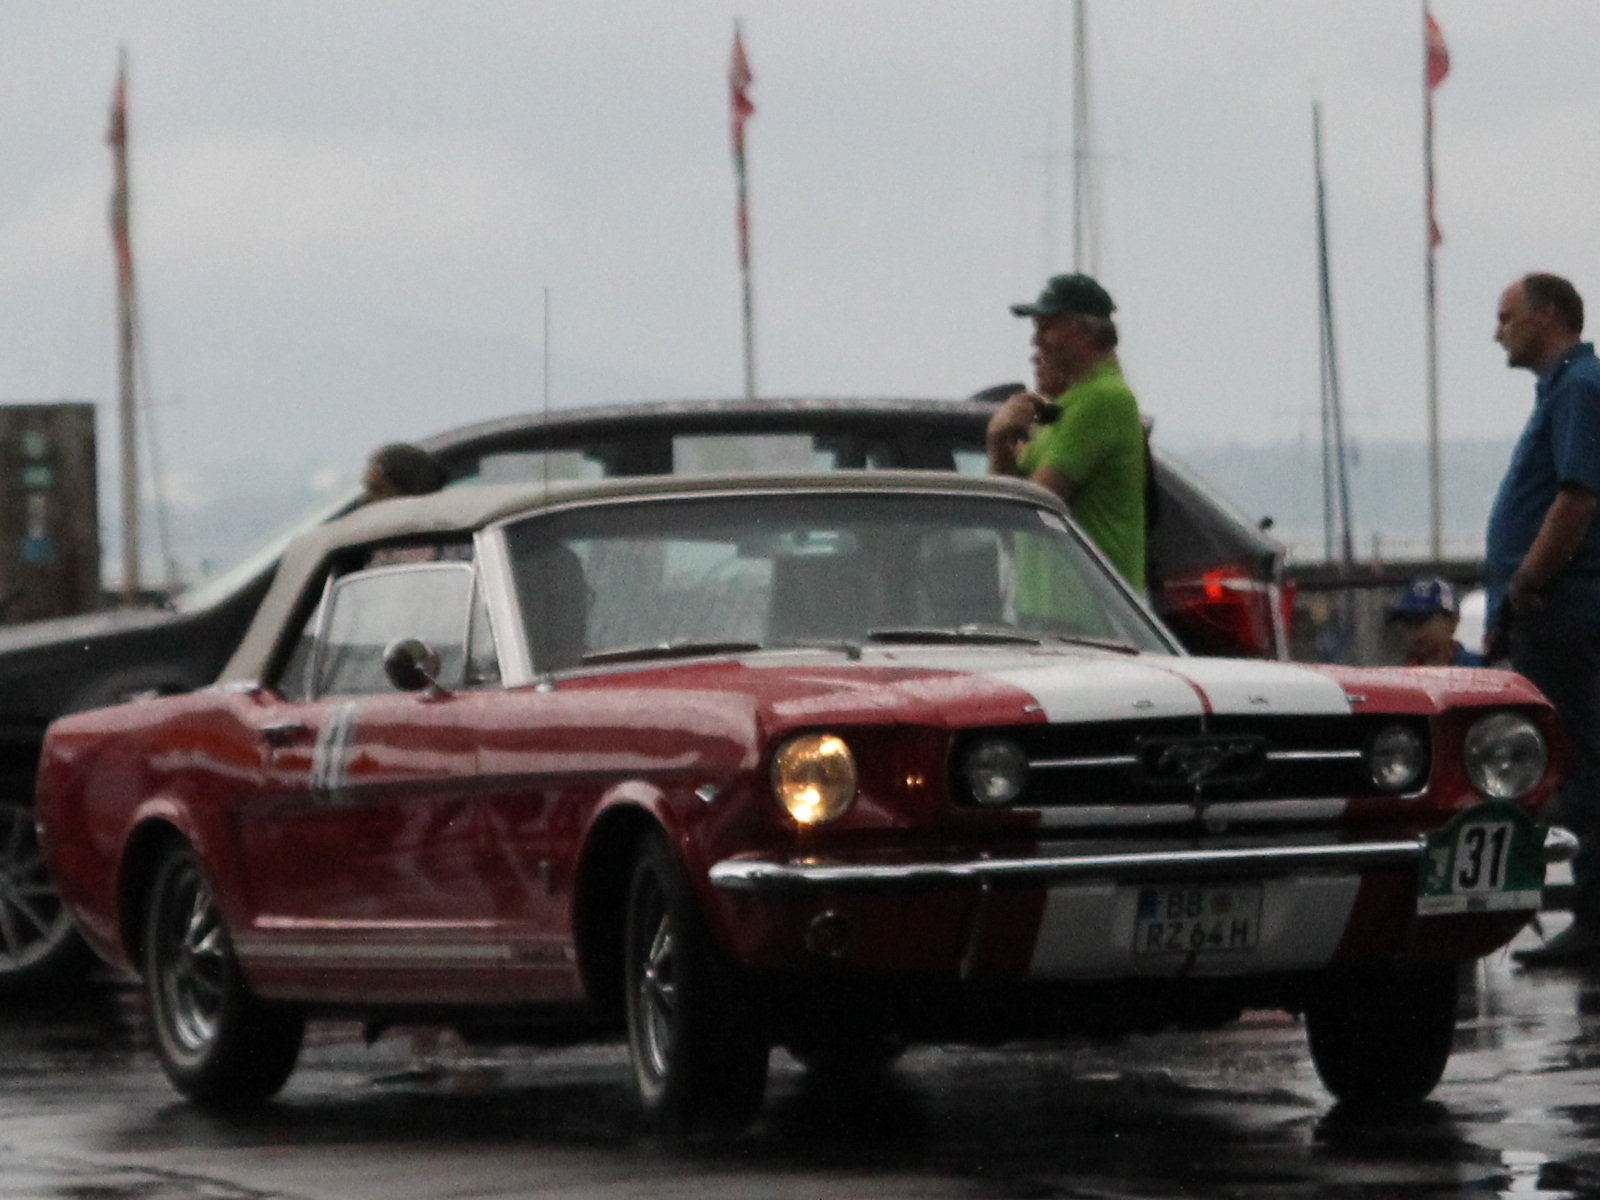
[1010,273,1116,319]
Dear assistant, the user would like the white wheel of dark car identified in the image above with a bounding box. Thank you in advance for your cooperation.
[624,832,768,1132]
[1305,963,1458,1108]
[143,842,304,1109]
[0,798,86,990]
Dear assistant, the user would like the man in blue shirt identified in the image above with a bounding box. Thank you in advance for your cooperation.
[1487,275,1600,966]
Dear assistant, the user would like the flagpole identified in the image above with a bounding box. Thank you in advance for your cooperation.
[737,163,757,404]
[1424,1,1445,561]
[730,22,757,403]
[109,49,140,601]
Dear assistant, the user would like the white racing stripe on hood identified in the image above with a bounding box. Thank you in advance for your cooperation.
[1155,658,1352,716]
[983,657,1207,723]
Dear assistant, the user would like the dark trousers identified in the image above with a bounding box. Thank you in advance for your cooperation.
[1510,607,1600,929]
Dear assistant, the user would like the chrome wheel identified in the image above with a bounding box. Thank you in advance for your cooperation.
[0,799,81,982]
[143,843,304,1108]
[623,833,768,1131]
[153,860,227,1055]
[635,885,678,1084]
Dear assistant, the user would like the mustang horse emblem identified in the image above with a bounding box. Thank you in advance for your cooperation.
[1144,736,1266,785]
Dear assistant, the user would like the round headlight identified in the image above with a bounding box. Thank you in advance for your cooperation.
[964,738,1029,806]
[1464,711,1548,800]
[1367,724,1428,793]
[772,733,858,825]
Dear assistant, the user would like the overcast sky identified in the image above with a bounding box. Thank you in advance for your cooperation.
[2,1,1597,524]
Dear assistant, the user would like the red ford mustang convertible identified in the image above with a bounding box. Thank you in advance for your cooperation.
[35,472,1569,1126]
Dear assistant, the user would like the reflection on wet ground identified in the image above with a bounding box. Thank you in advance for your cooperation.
[8,926,1600,1197]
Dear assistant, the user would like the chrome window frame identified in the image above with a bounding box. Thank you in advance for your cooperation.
[311,560,480,700]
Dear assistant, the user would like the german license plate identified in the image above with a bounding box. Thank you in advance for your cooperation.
[1133,883,1262,954]
[1418,801,1545,915]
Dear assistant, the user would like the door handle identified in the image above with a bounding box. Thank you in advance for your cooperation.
[259,721,311,748]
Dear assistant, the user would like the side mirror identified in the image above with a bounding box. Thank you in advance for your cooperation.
[383,638,442,693]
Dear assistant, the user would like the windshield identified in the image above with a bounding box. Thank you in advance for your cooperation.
[502,491,1173,671]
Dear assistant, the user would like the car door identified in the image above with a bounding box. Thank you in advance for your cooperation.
[233,554,506,1005]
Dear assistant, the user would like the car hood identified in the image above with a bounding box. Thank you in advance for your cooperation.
[733,647,1351,729]
[594,647,1541,733]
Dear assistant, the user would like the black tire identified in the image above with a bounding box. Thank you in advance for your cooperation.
[624,832,768,1132]
[142,843,304,1110]
[0,797,91,992]
[1305,963,1458,1108]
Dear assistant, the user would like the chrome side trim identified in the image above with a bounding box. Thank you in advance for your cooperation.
[234,940,508,962]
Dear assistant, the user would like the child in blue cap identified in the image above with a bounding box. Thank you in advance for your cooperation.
[1388,577,1483,667]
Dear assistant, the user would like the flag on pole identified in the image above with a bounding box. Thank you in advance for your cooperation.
[729,21,757,402]
[108,56,133,293]
[1425,10,1449,247]
[730,21,755,170]
[1426,13,1450,89]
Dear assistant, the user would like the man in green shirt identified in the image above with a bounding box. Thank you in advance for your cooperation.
[987,273,1147,592]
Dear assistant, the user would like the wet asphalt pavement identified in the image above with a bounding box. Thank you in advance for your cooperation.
[6,921,1600,1199]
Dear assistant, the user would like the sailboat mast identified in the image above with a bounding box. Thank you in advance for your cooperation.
[1313,103,1355,575]
[108,50,140,602]
[1070,0,1097,276]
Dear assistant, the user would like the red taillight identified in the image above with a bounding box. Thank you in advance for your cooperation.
[1159,562,1286,659]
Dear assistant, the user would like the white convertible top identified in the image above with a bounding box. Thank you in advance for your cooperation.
[217,470,1064,685]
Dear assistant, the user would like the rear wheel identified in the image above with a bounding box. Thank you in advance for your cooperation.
[143,842,304,1109]
[1305,963,1458,1108]
[0,797,88,991]
[624,832,768,1132]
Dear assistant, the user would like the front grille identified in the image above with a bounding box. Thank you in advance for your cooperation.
[952,715,1429,808]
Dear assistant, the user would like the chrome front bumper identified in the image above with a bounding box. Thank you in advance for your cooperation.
[708,825,1580,895]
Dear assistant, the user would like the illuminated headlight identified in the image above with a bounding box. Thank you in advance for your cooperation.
[772,733,858,825]
[1366,724,1428,793]
[1464,711,1547,800]
[964,738,1029,806]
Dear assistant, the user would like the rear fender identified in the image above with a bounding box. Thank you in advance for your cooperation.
[115,797,234,972]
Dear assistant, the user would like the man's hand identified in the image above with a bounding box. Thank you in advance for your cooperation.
[986,389,1051,476]
[1507,566,1547,615]
[1507,485,1599,615]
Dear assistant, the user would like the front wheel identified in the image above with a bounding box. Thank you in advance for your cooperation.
[1305,963,1459,1108]
[0,797,89,991]
[624,832,768,1132]
[143,842,304,1109]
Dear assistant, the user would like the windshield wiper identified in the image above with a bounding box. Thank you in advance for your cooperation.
[865,626,1046,647]
[1041,633,1140,655]
[579,640,764,666]
[863,626,1141,654]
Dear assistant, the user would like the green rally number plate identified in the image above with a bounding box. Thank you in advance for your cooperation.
[1417,801,1545,915]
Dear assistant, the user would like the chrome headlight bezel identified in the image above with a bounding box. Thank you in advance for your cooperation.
[771,732,858,826]
[963,737,1030,806]
[1365,723,1429,794]
[1463,710,1548,801]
